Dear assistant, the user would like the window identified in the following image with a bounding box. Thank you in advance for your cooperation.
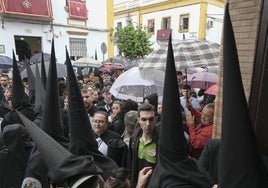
[69,38,87,59]
[147,19,155,33]
[179,14,189,32]
[117,22,122,29]
[162,17,171,29]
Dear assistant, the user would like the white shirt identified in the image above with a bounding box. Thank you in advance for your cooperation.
[96,137,108,156]
[180,96,201,114]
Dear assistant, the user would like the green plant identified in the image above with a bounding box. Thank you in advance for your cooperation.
[116,23,152,59]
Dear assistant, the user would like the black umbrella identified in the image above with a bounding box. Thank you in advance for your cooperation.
[0,55,13,69]
[30,52,50,64]
[20,61,68,78]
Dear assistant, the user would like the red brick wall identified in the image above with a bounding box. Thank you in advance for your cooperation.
[212,0,263,138]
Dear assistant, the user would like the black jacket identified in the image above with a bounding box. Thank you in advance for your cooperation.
[127,126,159,187]
[109,115,125,137]
[199,138,220,184]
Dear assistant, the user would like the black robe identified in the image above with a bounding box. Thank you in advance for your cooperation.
[0,124,33,188]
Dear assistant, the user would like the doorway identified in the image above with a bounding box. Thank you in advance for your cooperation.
[14,36,42,61]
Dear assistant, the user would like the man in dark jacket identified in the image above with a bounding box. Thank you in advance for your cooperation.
[128,103,159,187]
[97,86,113,115]
[81,88,98,123]
[0,74,10,102]
[92,110,121,156]
[199,138,221,184]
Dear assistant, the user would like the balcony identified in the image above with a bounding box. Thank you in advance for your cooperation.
[157,29,172,41]
[0,0,53,21]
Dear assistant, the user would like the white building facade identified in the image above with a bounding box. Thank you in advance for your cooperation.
[0,0,113,63]
[113,0,224,55]
[0,0,224,63]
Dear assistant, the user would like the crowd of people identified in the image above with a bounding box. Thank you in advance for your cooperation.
[0,62,217,187]
[2,4,267,187]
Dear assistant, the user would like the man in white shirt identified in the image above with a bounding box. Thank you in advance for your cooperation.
[180,84,201,114]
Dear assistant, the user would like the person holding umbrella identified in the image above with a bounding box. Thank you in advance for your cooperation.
[180,84,201,114]
[186,102,214,159]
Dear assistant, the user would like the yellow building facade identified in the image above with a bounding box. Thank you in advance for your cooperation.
[110,0,225,57]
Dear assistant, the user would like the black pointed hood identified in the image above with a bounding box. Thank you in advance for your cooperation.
[218,3,268,187]
[23,61,47,187]
[65,47,98,152]
[33,61,45,117]
[40,40,63,136]
[65,47,118,180]
[11,50,25,109]
[24,60,35,104]
[21,42,67,187]
[95,49,98,60]
[16,111,102,187]
[1,51,34,131]
[158,36,187,160]
[41,52,47,90]
[147,35,213,188]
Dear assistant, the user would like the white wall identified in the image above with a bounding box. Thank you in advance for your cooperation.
[141,4,201,49]
[0,21,51,58]
[206,4,224,44]
[114,0,167,8]
[0,0,109,63]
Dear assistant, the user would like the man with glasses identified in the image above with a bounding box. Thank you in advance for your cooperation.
[92,110,121,156]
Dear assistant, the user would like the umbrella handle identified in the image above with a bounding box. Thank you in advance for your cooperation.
[185,68,188,85]
[186,90,189,102]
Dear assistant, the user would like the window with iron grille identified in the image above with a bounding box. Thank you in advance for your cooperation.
[69,38,87,59]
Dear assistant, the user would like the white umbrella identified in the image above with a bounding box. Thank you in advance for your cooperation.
[110,67,164,102]
[74,57,102,68]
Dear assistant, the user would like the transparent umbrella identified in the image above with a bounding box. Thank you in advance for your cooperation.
[104,57,128,66]
[110,67,164,102]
